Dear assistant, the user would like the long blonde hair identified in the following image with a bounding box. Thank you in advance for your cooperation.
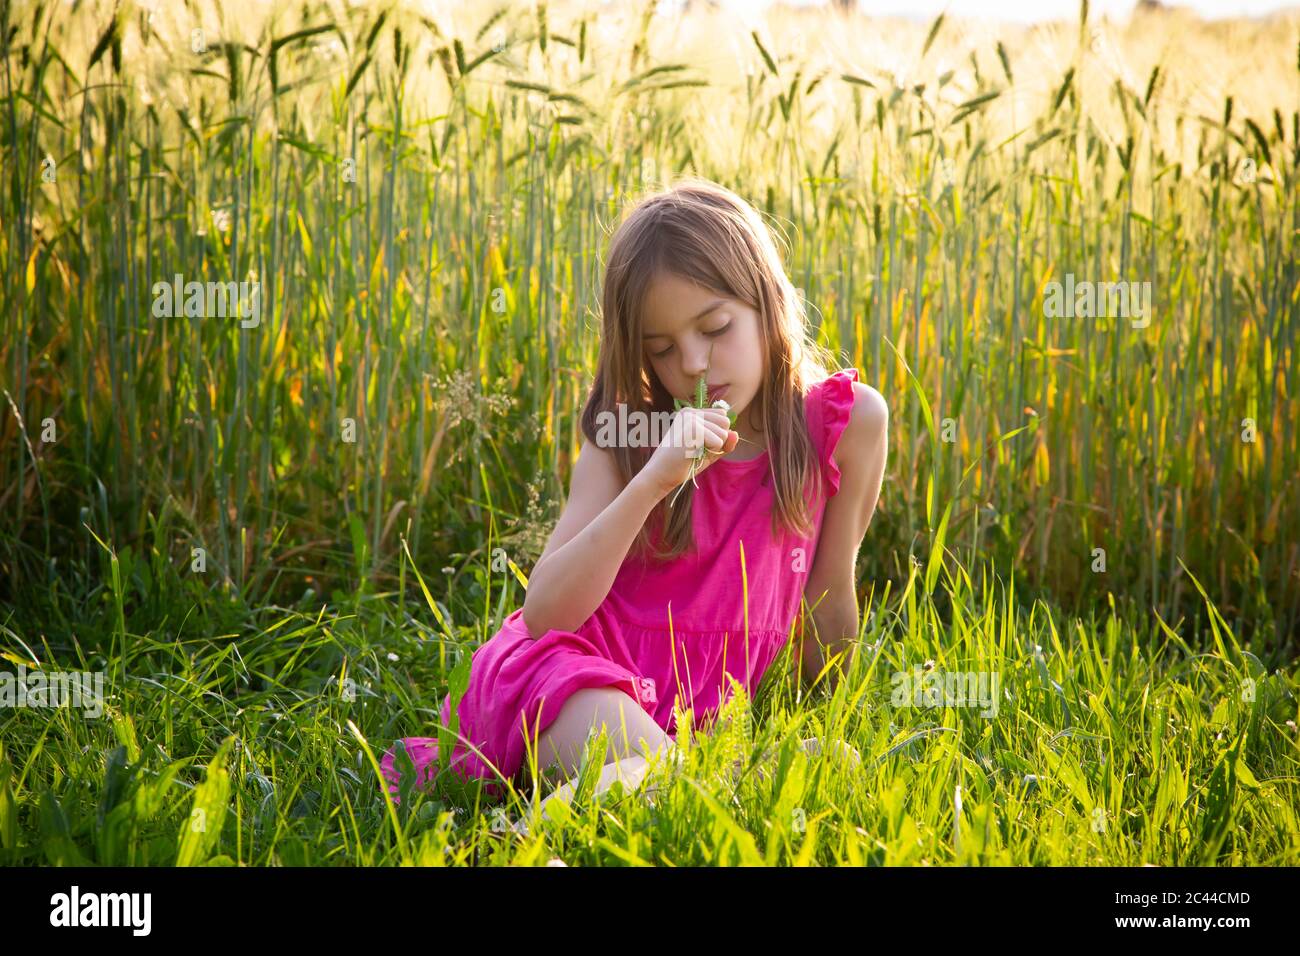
[581,177,840,563]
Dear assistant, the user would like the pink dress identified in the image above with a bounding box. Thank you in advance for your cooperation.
[380,368,859,802]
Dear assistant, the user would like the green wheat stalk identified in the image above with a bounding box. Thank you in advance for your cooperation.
[667,344,740,507]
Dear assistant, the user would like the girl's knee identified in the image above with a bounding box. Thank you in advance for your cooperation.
[534,685,667,774]
[571,686,663,734]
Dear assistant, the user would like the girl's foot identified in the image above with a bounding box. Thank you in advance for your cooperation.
[798,735,863,769]
[534,780,576,824]
[641,745,686,805]
[730,736,863,785]
[531,747,682,823]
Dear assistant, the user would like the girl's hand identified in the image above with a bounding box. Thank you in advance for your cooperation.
[641,406,738,498]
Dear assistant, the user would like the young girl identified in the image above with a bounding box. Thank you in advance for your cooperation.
[381,178,888,820]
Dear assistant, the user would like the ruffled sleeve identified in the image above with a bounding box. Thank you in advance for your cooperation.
[819,368,859,498]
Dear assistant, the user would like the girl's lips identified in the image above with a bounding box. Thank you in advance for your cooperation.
[707,384,729,402]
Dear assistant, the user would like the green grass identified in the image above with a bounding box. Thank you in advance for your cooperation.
[1,0,1298,864]
[2,552,1296,865]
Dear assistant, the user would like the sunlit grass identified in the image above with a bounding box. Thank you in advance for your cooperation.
[2,544,1295,865]
[1,0,1297,864]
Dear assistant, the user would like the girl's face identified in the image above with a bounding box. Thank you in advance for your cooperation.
[640,271,766,427]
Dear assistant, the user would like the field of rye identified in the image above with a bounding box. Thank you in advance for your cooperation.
[0,0,1297,866]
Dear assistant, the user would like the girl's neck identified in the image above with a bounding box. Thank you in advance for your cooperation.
[724,404,768,461]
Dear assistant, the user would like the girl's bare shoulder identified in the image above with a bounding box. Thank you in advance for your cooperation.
[572,438,625,488]
[533,440,627,571]
[836,382,889,464]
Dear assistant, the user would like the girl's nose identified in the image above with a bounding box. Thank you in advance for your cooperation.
[682,346,711,379]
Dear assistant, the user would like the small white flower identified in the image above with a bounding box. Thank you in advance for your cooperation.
[545,857,567,866]
[387,652,399,662]
[711,399,730,411]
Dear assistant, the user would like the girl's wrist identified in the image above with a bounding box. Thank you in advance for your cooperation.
[629,469,672,505]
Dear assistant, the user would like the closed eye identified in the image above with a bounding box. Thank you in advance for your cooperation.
[649,323,730,359]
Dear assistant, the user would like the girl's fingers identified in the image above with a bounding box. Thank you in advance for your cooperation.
[703,425,738,454]
[700,433,738,465]
[680,407,729,428]
[679,414,727,452]
[692,424,737,464]
[698,418,728,447]
[686,418,728,455]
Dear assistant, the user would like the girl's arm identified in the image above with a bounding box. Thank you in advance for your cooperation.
[794,383,889,693]
[521,440,667,638]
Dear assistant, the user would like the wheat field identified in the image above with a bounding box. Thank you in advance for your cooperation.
[0,0,1297,867]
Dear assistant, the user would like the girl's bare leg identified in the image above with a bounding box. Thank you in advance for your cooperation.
[743,735,863,785]
[533,687,671,775]
[536,753,655,820]
[523,687,681,821]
